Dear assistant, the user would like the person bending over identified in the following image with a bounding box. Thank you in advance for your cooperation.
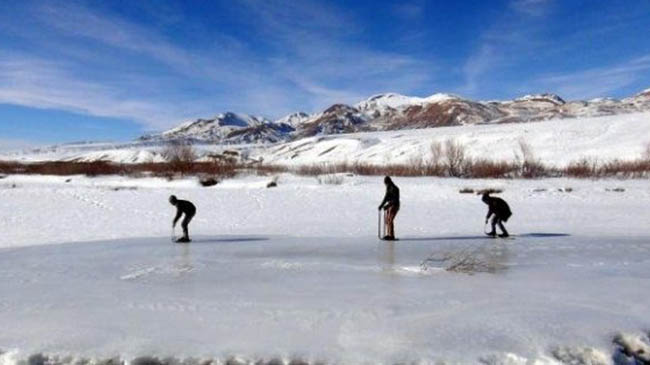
[169,195,196,243]
[482,192,512,238]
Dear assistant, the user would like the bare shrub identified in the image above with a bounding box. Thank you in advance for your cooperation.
[444,139,467,177]
[428,141,446,175]
[459,188,475,194]
[317,174,344,185]
[162,140,197,174]
[430,141,443,165]
[600,159,650,178]
[516,139,547,178]
[464,158,517,179]
[565,157,599,178]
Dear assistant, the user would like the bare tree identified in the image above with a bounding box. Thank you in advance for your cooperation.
[162,140,197,163]
[517,139,546,178]
[162,140,197,174]
[444,139,467,177]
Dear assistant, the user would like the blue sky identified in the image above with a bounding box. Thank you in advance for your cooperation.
[1,0,649,146]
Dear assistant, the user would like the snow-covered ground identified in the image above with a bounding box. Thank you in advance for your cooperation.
[258,112,650,166]
[2,112,649,166]
[0,174,649,364]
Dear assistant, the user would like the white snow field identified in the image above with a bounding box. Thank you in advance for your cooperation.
[1,112,649,166]
[258,112,650,167]
[0,174,649,364]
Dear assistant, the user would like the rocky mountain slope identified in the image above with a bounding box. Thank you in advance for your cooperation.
[141,89,650,144]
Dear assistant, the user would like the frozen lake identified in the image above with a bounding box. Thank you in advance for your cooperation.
[1,233,648,364]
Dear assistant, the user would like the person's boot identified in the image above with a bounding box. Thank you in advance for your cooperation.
[382,235,394,241]
[176,236,191,243]
[486,231,497,237]
[498,232,509,238]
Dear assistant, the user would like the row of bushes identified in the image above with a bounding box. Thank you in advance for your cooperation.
[0,161,238,179]
[1,139,648,179]
[275,158,650,179]
[1,157,649,180]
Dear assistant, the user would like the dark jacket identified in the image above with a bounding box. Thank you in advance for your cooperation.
[174,200,196,222]
[379,183,400,210]
[485,196,512,222]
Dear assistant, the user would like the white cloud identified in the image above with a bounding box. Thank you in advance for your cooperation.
[511,0,552,16]
[0,0,437,131]
[535,55,650,99]
[459,0,552,96]
[0,56,186,129]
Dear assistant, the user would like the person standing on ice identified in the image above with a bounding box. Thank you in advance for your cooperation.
[482,192,512,238]
[378,176,400,240]
[169,195,196,243]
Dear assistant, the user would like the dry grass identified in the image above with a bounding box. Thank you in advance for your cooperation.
[317,174,345,185]
[0,161,237,179]
[2,139,650,180]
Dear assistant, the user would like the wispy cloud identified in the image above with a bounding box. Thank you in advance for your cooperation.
[0,56,189,128]
[511,0,552,16]
[459,0,553,97]
[0,0,436,130]
[535,55,650,99]
[236,0,436,109]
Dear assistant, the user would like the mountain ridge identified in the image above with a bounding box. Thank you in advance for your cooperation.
[141,88,650,144]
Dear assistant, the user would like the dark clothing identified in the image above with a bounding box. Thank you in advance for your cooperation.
[379,183,400,211]
[379,180,400,239]
[484,196,512,222]
[489,215,509,237]
[174,200,196,239]
[483,195,511,237]
[384,204,399,239]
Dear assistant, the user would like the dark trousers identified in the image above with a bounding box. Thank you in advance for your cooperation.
[181,211,195,238]
[490,215,508,236]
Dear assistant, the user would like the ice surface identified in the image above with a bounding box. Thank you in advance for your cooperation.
[0,234,649,363]
[0,175,649,363]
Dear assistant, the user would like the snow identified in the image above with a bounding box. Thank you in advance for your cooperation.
[355,92,456,113]
[3,112,648,166]
[0,174,649,363]
[258,112,650,166]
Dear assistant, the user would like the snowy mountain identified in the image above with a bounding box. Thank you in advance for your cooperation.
[140,112,294,144]
[293,104,370,139]
[3,88,649,164]
[140,89,650,143]
[274,112,310,128]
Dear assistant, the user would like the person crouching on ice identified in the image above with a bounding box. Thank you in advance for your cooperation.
[378,176,400,240]
[482,192,512,238]
[169,195,196,243]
